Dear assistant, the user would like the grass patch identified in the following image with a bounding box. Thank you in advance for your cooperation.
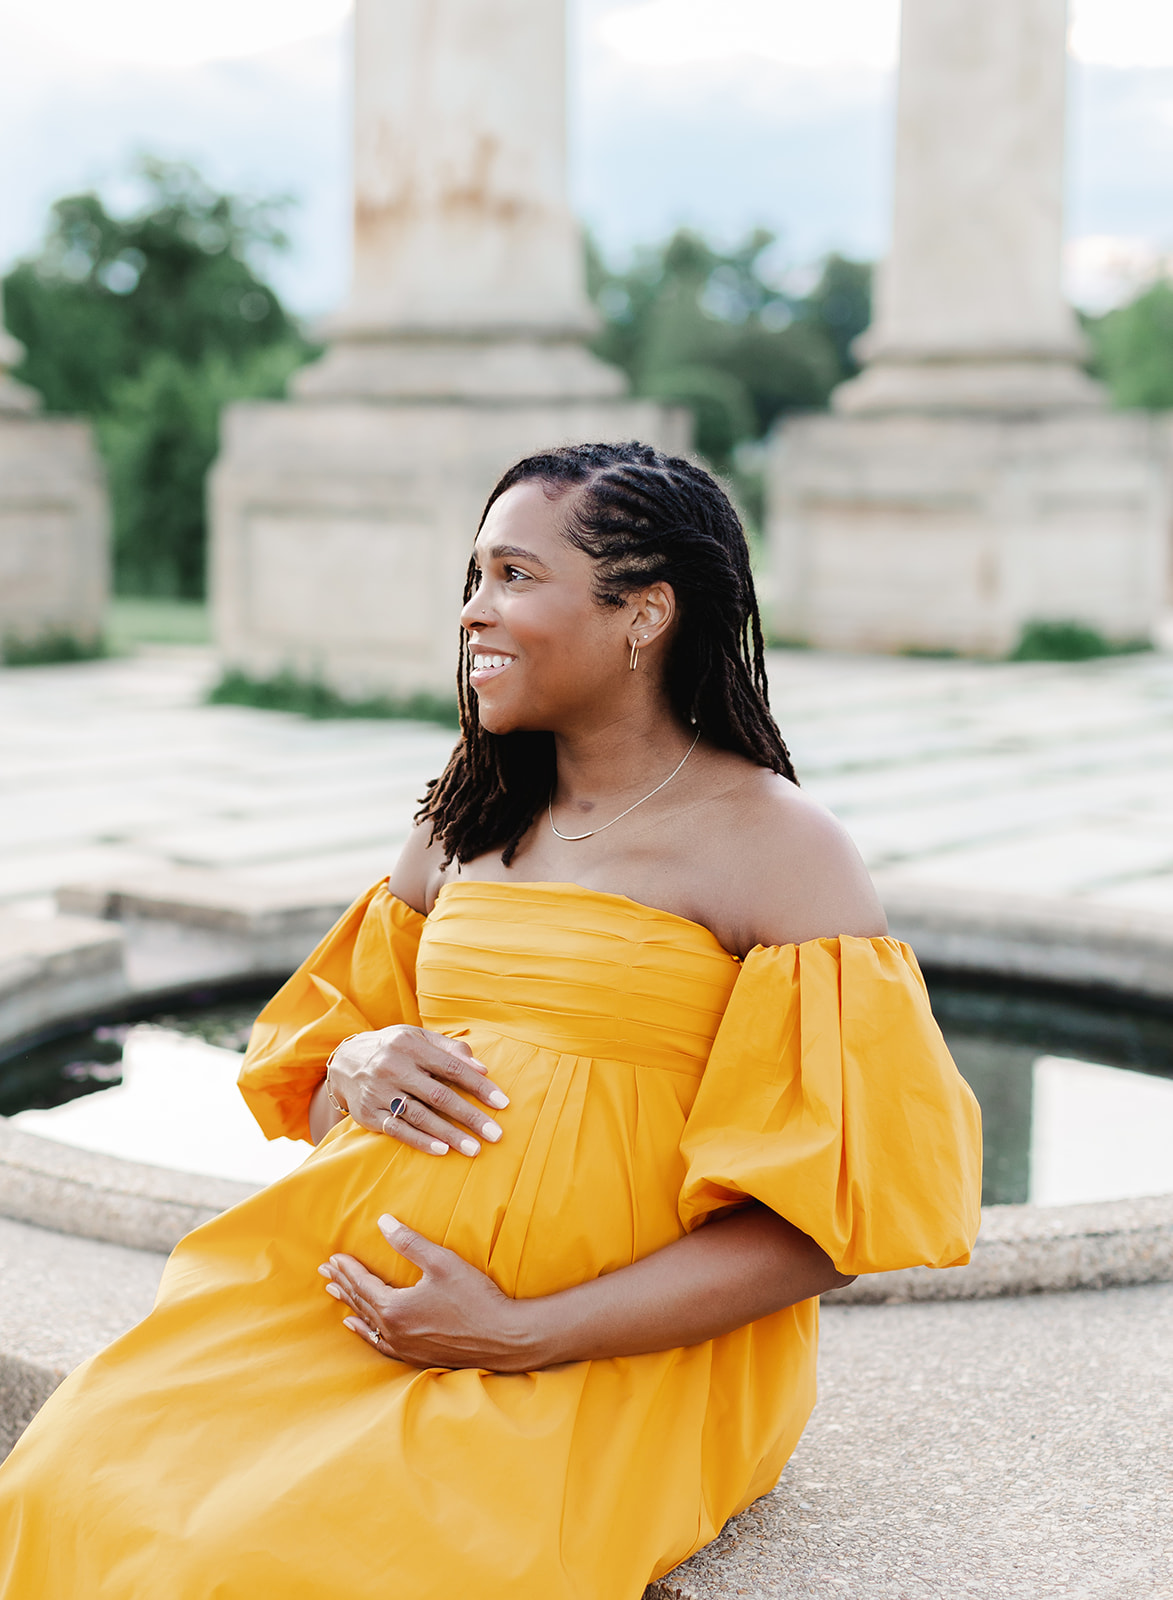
[207,668,460,728]
[900,645,962,659]
[1009,620,1153,662]
[2,629,107,666]
[107,597,212,649]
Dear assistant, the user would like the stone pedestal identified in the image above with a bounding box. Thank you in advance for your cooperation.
[768,412,1169,656]
[0,309,108,658]
[211,396,685,698]
[768,0,1169,653]
[211,0,681,697]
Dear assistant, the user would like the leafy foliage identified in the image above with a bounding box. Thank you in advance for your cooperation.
[207,668,460,728]
[3,159,314,598]
[1009,620,1152,662]
[1,630,107,666]
[98,344,308,598]
[587,230,871,484]
[1084,278,1173,410]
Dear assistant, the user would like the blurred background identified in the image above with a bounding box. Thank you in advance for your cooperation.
[2,0,1173,642]
[1,0,1173,1211]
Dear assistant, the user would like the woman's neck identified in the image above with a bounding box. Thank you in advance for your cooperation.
[551,709,697,813]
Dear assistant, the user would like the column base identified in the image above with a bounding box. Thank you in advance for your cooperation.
[293,330,626,403]
[833,356,1105,417]
[767,410,1171,656]
[210,395,689,699]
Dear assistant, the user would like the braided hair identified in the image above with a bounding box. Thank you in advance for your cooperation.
[417,441,798,866]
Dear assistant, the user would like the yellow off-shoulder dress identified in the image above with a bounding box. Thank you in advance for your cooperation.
[0,881,981,1600]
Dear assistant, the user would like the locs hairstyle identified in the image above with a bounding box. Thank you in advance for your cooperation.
[417,441,799,866]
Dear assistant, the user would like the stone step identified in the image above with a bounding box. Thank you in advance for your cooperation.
[0,1213,164,1459]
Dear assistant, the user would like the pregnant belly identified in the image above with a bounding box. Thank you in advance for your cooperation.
[280,1026,695,1301]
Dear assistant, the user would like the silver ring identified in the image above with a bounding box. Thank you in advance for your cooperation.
[383,1095,411,1133]
[368,1326,381,1347]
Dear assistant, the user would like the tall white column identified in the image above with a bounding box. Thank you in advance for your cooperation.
[298,0,620,400]
[766,0,1168,657]
[837,0,1101,414]
[211,0,685,699]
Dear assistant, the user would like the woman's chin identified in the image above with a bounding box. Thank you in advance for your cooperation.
[472,696,519,736]
[473,695,547,738]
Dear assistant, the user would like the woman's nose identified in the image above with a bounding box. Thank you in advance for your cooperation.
[460,589,492,632]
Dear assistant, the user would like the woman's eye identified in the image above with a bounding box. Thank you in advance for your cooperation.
[504,566,530,583]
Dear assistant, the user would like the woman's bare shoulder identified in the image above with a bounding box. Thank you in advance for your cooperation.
[703,766,887,952]
[386,820,449,915]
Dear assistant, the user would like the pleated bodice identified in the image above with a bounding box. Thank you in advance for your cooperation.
[418,880,741,1073]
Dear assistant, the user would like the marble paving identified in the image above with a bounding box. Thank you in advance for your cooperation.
[1,645,1172,921]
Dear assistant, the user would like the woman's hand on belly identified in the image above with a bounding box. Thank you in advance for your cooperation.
[317,1026,510,1158]
[319,1214,533,1371]
[318,1208,855,1372]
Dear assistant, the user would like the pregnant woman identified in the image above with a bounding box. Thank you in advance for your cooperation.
[0,442,981,1598]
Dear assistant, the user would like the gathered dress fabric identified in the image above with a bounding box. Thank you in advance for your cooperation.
[0,880,982,1600]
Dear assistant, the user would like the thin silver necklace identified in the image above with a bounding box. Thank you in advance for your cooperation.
[548,730,701,842]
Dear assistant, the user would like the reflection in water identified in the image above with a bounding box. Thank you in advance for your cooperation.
[2,979,1172,1203]
[933,977,1173,1207]
[1030,1055,1173,1206]
[12,1025,306,1187]
[943,1035,1035,1205]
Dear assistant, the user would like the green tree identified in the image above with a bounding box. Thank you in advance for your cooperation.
[1085,278,1173,410]
[3,158,314,597]
[796,253,873,378]
[99,345,307,598]
[586,229,871,503]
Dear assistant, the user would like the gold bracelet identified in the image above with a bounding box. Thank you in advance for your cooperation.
[323,1034,362,1116]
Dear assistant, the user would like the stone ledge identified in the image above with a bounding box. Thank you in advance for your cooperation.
[878,874,1173,1001]
[0,1121,256,1254]
[0,912,128,1045]
[825,1191,1173,1304]
[56,868,352,994]
[57,867,352,940]
[0,1214,165,1459]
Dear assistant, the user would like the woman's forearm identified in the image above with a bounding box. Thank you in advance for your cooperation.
[519,1204,853,1367]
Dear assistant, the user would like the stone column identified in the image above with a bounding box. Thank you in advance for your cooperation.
[838,0,1101,415]
[211,0,684,701]
[0,293,108,658]
[296,0,621,403]
[767,0,1169,657]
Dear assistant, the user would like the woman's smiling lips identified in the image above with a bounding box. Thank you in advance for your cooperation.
[469,651,517,685]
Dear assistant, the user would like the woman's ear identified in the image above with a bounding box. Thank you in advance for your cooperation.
[628,583,676,649]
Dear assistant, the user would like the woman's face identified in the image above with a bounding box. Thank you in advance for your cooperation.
[460,480,639,735]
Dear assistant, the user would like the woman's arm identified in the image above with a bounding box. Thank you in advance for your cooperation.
[321,1204,853,1371]
[523,1204,850,1364]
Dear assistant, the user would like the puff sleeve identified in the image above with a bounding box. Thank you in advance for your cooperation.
[237,881,425,1144]
[678,936,982,1276]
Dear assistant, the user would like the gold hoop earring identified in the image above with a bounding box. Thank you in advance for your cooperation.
[629,640,640,671]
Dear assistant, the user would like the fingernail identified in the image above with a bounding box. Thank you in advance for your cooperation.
[487,1090,509,1109]
[343,1318,360,1332]
[429,1140,449,1155]
[378,1213,401,1234]
[459,1137,480,1157]
[325,1283,342,1299]
[481,1120,502,1142]
[317,1264,332,1278]
[471,1059,489,1074]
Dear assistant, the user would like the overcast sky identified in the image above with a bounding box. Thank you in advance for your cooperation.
[2,0,1172,316]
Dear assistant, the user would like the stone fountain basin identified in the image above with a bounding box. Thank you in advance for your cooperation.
[1,869,1171,1297]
